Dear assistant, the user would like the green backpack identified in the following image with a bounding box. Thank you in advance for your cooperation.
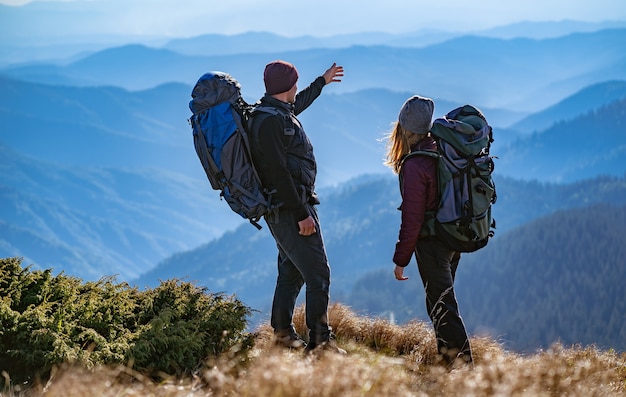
[401,105,497,252]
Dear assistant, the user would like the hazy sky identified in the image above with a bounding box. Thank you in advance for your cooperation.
[2,0,626,38]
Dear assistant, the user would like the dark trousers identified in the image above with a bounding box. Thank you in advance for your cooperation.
[265,204,331,347]
[415,237,472,364]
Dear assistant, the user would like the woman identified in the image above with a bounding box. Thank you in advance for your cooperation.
[385,95,473,367]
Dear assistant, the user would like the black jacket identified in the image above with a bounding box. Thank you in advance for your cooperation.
[250,76,326,222]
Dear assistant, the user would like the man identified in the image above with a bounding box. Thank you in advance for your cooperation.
[249,60,345,354]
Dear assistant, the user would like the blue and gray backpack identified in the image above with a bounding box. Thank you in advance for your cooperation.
[189,72,280,229]
[401,105,497,252]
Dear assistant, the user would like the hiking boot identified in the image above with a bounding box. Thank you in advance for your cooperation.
[305,337,347,355]
[273,333,307,350]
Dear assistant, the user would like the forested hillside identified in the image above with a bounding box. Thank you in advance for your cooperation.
[347,203,626,352]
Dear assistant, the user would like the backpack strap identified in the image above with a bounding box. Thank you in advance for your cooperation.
[398,150,439,193]
[250,105,285,119]
[249,105,296,150]
[398,150,440,238]
[249,105,291,128]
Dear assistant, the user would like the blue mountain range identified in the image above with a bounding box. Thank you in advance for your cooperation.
[1,28,625,354]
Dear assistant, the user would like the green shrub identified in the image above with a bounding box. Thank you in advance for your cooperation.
[0,257,254,386]
[130,278,254,377]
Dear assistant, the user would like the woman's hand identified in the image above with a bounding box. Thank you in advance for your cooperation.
[394,265,409,281]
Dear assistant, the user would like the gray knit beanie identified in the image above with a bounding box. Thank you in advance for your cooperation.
[398,95,435,134]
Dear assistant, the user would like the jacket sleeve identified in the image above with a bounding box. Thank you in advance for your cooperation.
[293,76,326,116]
[393,157,432,267]
[256,116,309,221]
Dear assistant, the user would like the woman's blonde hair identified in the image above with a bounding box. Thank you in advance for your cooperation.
[384,122,426,174]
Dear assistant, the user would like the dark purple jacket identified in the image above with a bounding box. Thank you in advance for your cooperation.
[393,136,439,267]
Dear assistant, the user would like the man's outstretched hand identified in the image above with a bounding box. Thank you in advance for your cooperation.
[323,63,344,85]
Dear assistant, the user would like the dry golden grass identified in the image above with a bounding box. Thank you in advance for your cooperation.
[8,303,625,397]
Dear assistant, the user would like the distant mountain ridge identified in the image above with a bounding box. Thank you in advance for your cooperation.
[0,76,194,170]
[0,77,244,280]
[511,80,626,133]
[162,21,626,56]
[0,143,239,280]
[3,29,626,112]
[3,75,623,187]
[497,95,626,182]
[476,19,626,39]
[2,75,625,280]
[1,11,624,65]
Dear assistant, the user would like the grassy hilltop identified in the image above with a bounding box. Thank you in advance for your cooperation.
[1,258,625,396]
[25,305,626,396]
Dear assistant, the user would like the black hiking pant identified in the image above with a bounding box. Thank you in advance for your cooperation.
[265,204,332,347]
[415,237,473,365]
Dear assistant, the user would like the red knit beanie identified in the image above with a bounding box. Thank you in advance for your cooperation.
[264,60,299,95]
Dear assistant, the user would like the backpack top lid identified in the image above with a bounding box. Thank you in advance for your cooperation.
[430,105,492,157]
[189,72,242,115]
